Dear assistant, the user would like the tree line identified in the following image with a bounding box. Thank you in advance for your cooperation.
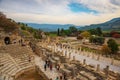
[56,26,119,54]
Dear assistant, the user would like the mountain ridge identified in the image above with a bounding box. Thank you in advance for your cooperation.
[26,23,75,32]
[79,17,120,30]
[25,17,120,32]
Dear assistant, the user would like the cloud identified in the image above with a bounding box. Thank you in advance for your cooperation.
[33,0,71,15]
[0,0,120,25]
[0,0,42,13]
[75,0,120,13]
[110,0,120,6]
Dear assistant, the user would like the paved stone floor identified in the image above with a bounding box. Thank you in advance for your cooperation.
[51,46,120,73]
[34,55,59,80]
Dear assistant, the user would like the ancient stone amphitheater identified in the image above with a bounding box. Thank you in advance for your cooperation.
[0,43,36,80]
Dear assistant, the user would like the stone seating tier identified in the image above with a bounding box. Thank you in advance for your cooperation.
[0,74,13,80]
[0,44,34,80]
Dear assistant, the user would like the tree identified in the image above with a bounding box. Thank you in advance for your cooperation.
[60,28,65,36]
[69,26,77,33]
[103,32,110,37]
[89,36,105,45]
[21,25,26,30]
[107,39,119,54]
[96,27,102,36]
[81,31,91,38]
[57,28,60,36]
[97,37,105,45]
[89,36,95,43]
[64,30,71,36]
[88,27,102,36]
[101,45,111,55]
[88,29,97,35]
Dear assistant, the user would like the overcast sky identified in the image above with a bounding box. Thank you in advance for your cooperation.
[0,0,120,25]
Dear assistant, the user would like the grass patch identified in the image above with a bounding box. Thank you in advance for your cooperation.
[103,30,120,33]
[49,33,57,37]
[103,30,111,33]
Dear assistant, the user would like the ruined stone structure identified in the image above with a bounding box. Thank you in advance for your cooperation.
[0,28,21,46]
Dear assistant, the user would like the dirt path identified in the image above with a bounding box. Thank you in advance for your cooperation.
[16,69,46,80]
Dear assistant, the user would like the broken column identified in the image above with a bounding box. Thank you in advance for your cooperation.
[61,50,64,56]
[105,65,109,78]
[75,50,77,54]
[80,47,82,52]
[97,54,100,60]
[53,44,56,52]
[92,54,94,59]
[79,50,81,54]
[82,50,84,55]
[65,50,67,55]
[69,52,71,59]
[87,53,90,57]
[65,52,67,58]
[111,58,114,65]
[96,64,100,72]
[83,59,86,65]
[73,56,75,61]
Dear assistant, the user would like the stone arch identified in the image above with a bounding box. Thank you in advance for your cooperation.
[4,37,10,45]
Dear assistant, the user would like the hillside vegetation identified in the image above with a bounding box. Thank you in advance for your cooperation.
[0,12,18,33]
[0,12,42,39]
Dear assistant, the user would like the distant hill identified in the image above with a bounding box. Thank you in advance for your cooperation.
[26,23,75,32]
[26,17,120,32]
[79,17,120,30]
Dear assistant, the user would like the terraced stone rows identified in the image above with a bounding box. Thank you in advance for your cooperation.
[0,44,34,80]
